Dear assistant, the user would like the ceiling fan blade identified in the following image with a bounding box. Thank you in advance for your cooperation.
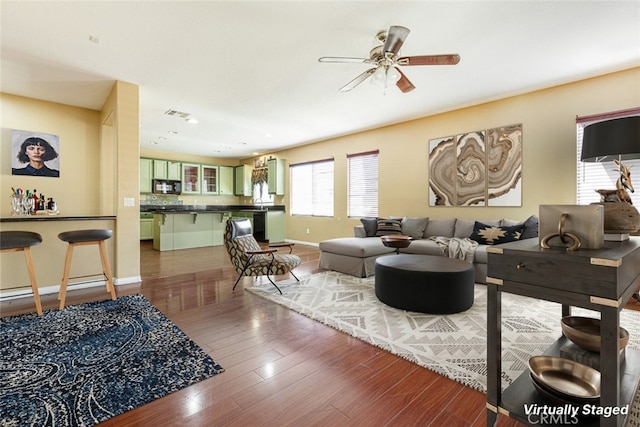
[319,56,372,64]
[397,54,461,66]
[395,68,416,93]
[339,68,376,92]
[383,26,410,57]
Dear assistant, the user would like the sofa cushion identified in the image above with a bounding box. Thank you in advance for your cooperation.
[423,218,456,238]
[501,215,539,239]
[360,217,379,237]
[401,217,429,239]
[375,219,403,236]
[470,222,525,245]
[454,218,501,238]
[319,237,394,258]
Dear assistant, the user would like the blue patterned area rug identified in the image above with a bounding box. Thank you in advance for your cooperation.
[246,271,640,425]
[0,294,223,426]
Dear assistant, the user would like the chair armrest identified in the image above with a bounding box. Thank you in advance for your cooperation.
[269,242,294,248]
[247,248,278,255]
[269,242,294,253]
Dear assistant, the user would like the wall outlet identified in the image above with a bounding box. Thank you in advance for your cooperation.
[123,197,135,207]
[306,228,310,234]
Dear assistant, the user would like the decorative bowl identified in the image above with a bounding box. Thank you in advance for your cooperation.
[528,356,600,402]
[561,316,629,353]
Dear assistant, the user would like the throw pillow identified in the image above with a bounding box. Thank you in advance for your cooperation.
[401,217,428,239]
[360,217,379,237]
[375,218,402,236]
[521,215,539,239]
[470,222,525,245]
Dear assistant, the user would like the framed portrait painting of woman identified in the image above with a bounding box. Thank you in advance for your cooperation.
[11,130,60,177]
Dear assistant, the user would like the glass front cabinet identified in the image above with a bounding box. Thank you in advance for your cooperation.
[181,163,201,194]
[201,165,219,195]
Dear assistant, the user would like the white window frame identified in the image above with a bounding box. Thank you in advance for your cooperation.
[347,150,379,218]
[290,158,334,217]
[576,108,640,205]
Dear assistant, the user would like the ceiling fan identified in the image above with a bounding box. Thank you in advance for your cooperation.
[318,25,460,93]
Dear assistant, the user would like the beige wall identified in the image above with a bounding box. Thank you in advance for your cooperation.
[1,94,101,215]
[271,67,640,243]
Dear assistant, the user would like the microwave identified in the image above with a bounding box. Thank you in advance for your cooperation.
[152,179,182,194]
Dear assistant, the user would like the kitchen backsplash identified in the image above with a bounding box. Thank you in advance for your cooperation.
[141,194,183,206]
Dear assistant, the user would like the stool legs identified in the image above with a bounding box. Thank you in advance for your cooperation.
[23,247,43,316]
[58,241,116,310]
[58,243,75,310]
[98,240,116,300]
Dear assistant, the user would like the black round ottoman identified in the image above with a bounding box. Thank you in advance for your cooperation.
[375,254,474,314]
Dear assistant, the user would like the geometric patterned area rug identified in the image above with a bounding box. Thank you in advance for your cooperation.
[0,294,224,427]
[246,271,640,425]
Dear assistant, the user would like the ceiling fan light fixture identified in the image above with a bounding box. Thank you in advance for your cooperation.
[386,66,401,84]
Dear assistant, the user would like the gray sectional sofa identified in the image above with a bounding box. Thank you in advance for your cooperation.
[318,216,538,283]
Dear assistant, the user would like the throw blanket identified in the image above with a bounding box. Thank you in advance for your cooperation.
[427,236,479,262]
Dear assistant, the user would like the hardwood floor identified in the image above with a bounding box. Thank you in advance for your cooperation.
[1,241,536,426]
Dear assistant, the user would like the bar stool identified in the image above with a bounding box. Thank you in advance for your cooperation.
[0,231,43,316]
[57,229,116,310]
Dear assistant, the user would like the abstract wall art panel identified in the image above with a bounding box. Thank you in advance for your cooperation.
[428,123,522,207]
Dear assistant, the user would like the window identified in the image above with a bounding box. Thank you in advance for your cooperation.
[290,159,334,216]
[576,108,640,205]
[348,150,379,217]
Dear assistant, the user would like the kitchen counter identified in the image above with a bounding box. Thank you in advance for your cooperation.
[140,204,285,213]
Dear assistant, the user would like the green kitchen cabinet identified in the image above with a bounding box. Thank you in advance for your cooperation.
[140,213,154,240]
[182,163,201,194]
[218,166,235,195]
[267,158,285,195]
[201,165,219,195]
[234,164,253,196]
[153,159,168,179]
[167,161,182,180]
[140,158,153,193]
[265,210,285,242]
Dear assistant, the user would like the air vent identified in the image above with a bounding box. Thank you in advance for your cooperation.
[164,109,190,119]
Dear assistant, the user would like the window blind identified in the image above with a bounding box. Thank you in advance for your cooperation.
[348,150,379,218]
[576,108,640,205]
[290,159,334,216]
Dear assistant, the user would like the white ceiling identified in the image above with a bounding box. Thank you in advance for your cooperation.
[2,1,639,159]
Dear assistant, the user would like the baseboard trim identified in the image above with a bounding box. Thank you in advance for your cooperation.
[286,239,319,247]
[0,276,142,301]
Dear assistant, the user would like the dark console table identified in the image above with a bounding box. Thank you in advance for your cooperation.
[486,237,640,427]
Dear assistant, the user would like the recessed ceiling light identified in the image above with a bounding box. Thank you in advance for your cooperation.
[158,136,167,140]
[265,133,273,138]
[168,130,178,134]
[186,117,199,124]
[89,35,100,44]
[150,141,159,145]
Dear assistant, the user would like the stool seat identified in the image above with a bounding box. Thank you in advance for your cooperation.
[1,231,42,250]
[58,229,113,243]
[0,231,43,316]
[57,229,115,310]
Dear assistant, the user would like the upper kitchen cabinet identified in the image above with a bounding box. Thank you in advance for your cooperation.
[153,160,168,179]
[201,165,219,195]
[268,158,285,195]
[140,158,153,193]
[167,161,182,180]
[182,163,201,194]
[218,166,235,195]
[234,164,253,196]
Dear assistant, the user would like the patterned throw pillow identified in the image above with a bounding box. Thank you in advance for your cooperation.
[470,222,525,245]
[375,219,403,236]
